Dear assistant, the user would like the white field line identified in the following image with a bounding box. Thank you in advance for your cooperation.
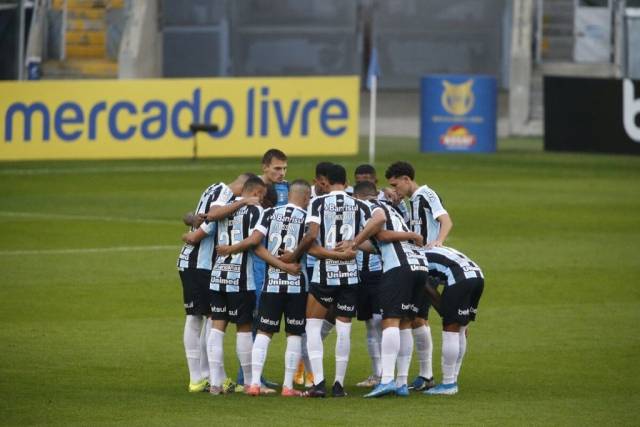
[0,245,177,256]
[0,211,176,225]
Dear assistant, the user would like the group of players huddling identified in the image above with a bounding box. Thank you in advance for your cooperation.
[178,149,484,398]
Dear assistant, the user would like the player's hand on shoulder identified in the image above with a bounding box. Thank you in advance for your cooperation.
[193,213,207,228]
[383,187,402,205]
[427,239,442,249]
[413,233,424,247]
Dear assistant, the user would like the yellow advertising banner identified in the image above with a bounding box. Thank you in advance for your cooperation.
[0,76,360,161]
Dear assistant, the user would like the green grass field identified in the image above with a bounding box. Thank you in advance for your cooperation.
[1,137,639,426]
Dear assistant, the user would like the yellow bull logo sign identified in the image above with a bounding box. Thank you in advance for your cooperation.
[441,80,474,116]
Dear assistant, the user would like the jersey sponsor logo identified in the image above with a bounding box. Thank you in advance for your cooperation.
[401,303,418,313]
[623,79,640,142]
[325,203,359,212]
[211,305,227,313]
[285,317,304,326]
[441,79,474,116]
[228,309,238,317]
[217,264,241,272]
[267,278,299,286]
[327,270,359,279]
[260,316,280,326]
[319,296,333,304]
[458,308,470,316]
[336,303,354,312]
[212,277,240,286]
[184,301,194,308]
[272,213,304,223]
[410,265,428,272]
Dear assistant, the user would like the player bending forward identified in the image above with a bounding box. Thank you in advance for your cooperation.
[216,180,311,396]
[423,246,484,396]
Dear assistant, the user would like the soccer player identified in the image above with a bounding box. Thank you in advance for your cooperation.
[352,180,385,388]
[260,148,289,206]
[303,164,386,398]
[295,161,334,388]
[177,173,254,393]
[182,176,266,395]
[422,246,484,395]
[216,180,312,396]
[353,187,429,398]
[385,161,453,391]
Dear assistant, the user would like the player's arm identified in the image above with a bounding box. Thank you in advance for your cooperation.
[308,242,356,261]
[216,229,263,256]
[352,208,386,248]
[279,222,319,263]
[182,228,208,245]
[182,211,205,228]
[254,245,301,276]
[358,240,377,254]
[206,197,260,221]
[376,229,424,246]
[429,213,453,248]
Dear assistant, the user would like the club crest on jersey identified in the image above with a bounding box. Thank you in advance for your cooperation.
[441,80,474,116]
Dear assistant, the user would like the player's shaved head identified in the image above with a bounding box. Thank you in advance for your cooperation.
[353,181,378,199]
[289,179,311,208]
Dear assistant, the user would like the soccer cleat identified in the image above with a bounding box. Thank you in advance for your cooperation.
[395,384,410,397]
[409,376,435,391]
[222,378,236,394]
[188,378,209,393]
[260,385,277,395]
[262,376,280,389]
[234,384,245,393]
[281,386,303,397]
[424,382,458,395]
[208,385,224,395]
[331,381,347,397]
[294,361,306,385]
[302,380,326,398]
[363,381,397,398]
[305,372,314,388]
[356,375,380,388]
[246,384,261,396]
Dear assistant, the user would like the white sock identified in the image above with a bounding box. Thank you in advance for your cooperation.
[184,315,204,383]
[251,334,271,387]
[321,319,334,340]
[413,325,433,379]
[380,327,400,384]
[199,318,210,381]
[442,331,460,385]
[284,335,302,389]
[306,318,325,385]
[455,326,468,381]
[334,320,352,386]
[236,332,253,387]
[207,328,225,387]
[366,316,382,377]
[396,328,413,387]
[301,333,313,374]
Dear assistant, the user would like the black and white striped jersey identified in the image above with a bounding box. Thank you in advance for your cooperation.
[426,246,483,286]
[374,203,429,273]
[409,185,448,245]
[255,203,308,294]
[177,182,234,270]
[306,190,374,286]
[210,199,263,292]
[356,200,383,274]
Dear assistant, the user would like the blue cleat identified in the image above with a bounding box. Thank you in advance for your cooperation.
[395,384,410,397]
[424,382,458,395]
[409,376,435,391]
[364,381,397,398]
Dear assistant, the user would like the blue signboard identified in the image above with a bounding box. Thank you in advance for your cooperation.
[420,75,497,153]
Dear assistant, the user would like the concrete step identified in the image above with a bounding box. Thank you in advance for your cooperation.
[52,0,123,10]
[43,59,117,79]
[65,30,105,45]
[65,44,106,58]
[67,18,105,31]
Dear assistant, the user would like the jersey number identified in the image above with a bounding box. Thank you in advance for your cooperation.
[326,223,354,248]
[269,233,297,255]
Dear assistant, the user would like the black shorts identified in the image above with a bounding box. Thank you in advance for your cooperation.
[178,268,212,316]
[257,292,307,335]
[210,290,255,325]
[356,270,382,321]
[309,283,357,318]
[441,278,484,326]
[378,266,429,320]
